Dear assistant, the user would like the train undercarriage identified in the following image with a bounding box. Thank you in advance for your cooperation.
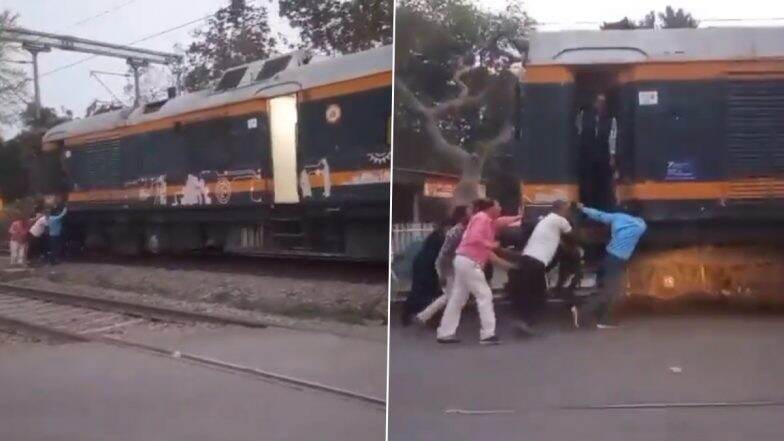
[63,204,389,261]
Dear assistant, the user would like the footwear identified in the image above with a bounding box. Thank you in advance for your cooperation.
[570,306,581,329]
[479,335,500,345]
[413,315,428,327]
[437,335,460,344]
[596,323,620,330]
[513,320,538,337]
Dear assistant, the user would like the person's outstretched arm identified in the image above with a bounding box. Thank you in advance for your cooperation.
[494,214,523,230]
[580,205,615,225]
[49,207,68,221]
[489,251,516,270]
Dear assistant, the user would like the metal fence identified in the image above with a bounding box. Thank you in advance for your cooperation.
[391,222,435,256]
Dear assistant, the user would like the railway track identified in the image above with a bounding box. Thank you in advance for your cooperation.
[0,284,384,408]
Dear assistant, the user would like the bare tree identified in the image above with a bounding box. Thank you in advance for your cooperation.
[395,0,532,202]
[122,65,176,104]
[0,10,29,129]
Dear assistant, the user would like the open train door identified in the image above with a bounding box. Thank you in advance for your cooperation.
[269,94,300,204]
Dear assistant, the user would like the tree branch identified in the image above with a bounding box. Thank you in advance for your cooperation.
[395,78,471,169]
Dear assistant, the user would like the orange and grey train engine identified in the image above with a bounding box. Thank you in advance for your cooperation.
[40,46,392,260]
[513,28,784,299]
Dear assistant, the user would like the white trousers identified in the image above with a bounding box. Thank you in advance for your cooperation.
[416,274,454,323]
[9,241,27,265]
[437,255,496,340]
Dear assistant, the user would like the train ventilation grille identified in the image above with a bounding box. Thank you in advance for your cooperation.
[726,80,784,182]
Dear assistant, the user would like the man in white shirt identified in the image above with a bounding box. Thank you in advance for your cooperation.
[28,212,48,262]
[510,200,574,335]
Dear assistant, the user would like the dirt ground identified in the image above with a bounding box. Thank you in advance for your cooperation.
[0,329,42,345]
[0,256,388,336]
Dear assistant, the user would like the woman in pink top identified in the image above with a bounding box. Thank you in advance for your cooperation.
[8,215,30,266]
[437,198,520,345]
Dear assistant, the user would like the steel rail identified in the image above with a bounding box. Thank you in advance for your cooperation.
[0,285,384,408]
[0,283,269,329]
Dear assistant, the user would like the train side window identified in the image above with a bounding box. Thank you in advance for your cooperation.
[229,116,266,170]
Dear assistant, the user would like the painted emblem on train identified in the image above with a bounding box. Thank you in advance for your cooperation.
[325,104,342,124]
[300,158,332,198]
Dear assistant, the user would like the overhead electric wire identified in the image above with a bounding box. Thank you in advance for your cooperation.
[18,0,142,49]
[39,13,211,79]
[90,71,125,104]
[68,0,140,29]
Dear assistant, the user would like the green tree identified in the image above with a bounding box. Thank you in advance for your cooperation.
[601,6,697,30]
[20,103,72,133]
[394,0,533,201]
[658,6,699,28]
[278,0,393,55]
[183,0,278,91]
[0,137,28,202]
[0,105,72,202]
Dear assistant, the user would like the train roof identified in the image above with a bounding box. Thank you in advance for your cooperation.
[527,27,784,66]
[44,45,392,143]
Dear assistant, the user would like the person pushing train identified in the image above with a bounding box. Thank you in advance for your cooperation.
[507,200,576,336]
[436,198,520,345]
[413,205,471,326]
[571,204,647,329]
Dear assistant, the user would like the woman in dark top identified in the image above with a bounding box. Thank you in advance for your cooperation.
[401,223,448,326]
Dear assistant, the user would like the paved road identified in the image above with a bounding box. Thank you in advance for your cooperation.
[389,304,784,441]
[0,324,386,441]
[122,324,387,398]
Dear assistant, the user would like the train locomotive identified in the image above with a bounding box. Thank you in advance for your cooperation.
[515,27,784,299]
[41,46,392,261]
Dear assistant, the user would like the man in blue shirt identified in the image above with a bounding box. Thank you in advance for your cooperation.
[47,205,68,265]
[572,203,646,328]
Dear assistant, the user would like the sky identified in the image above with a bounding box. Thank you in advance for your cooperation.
[0,0,297,136]
[490,0,784,30]
[2,0,784,137]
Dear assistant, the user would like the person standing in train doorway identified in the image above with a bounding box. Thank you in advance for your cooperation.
[577,93,617,210]
[571,203,646,329]
[436,198,520,345]
[46,204,68,265]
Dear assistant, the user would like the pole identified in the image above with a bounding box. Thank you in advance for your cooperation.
[22,43,51,120]
[31,50,41,119]
[127,58,148,107]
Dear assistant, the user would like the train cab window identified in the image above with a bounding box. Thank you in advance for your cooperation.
[256,55,292,81]
[143,99,168,114]
[215,67,247,91]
